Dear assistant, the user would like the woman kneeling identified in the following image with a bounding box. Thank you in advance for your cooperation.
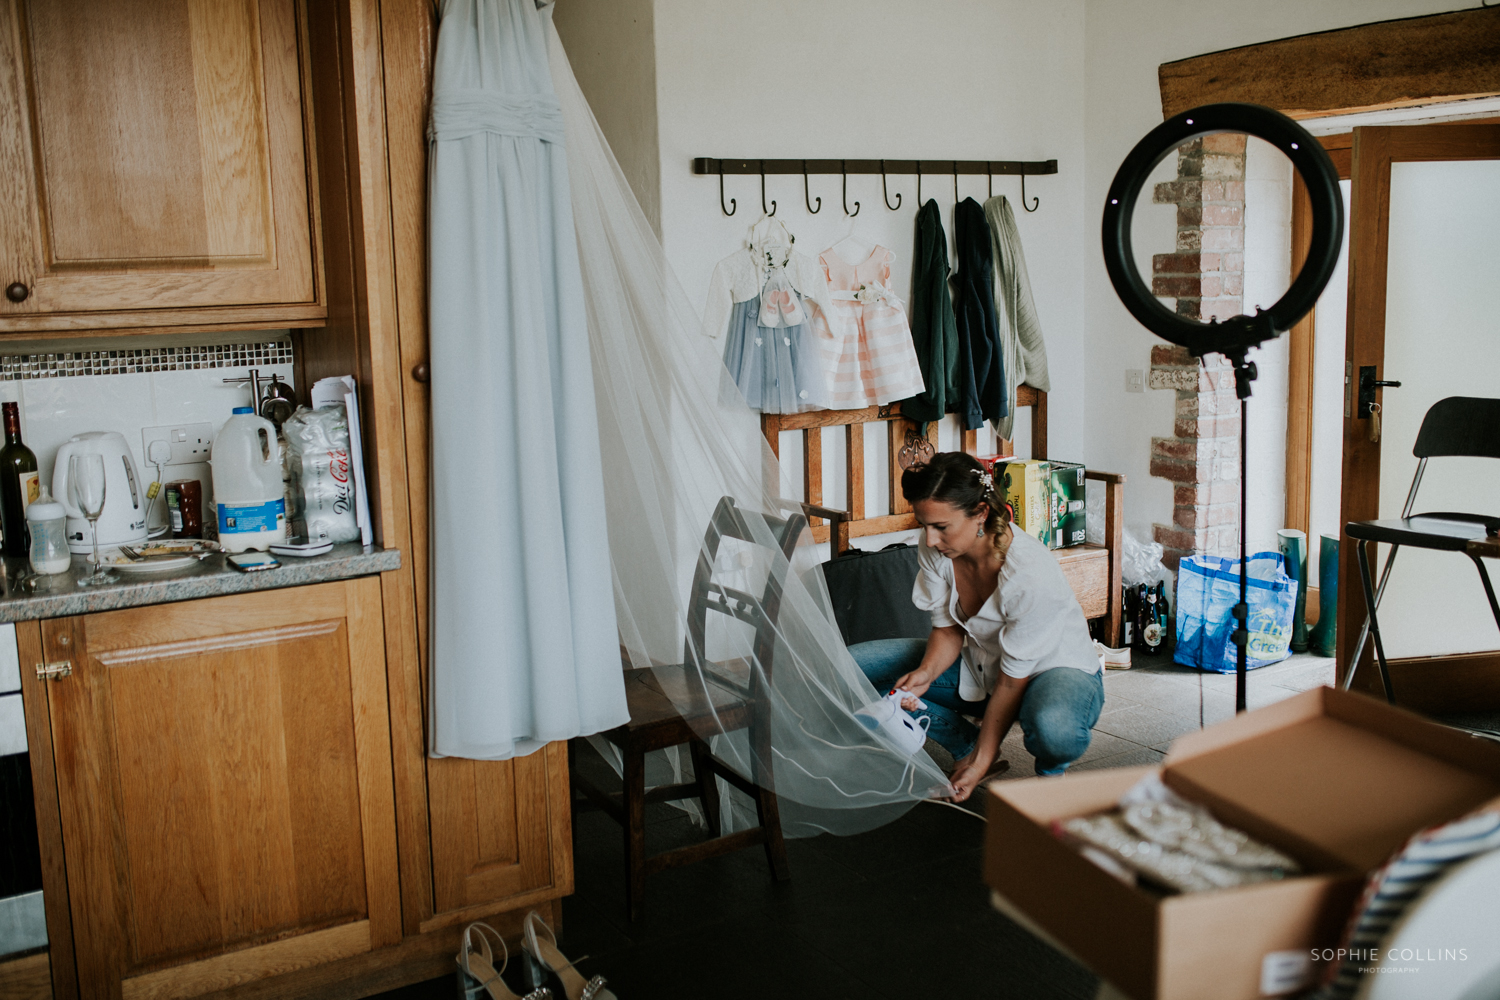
[852,452,1104,801]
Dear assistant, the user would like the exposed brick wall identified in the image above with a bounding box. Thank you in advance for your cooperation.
[1146,136,1248,570]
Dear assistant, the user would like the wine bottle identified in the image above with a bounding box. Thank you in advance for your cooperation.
[0,401,38,558]
[1122,585,1137,647]
[1142,585,1164,655]
[1154,581,1171,652]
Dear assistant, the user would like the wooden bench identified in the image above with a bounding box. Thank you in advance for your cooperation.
[762,385,1125,645]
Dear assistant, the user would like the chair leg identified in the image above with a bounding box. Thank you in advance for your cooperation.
[754,784,792,882]
[1344,542,1401,691]
[622,745,647,922]
[689,739,722,837]
[1355,539,1395,704]
[747,715,791,882]
[1470,554,1500,635]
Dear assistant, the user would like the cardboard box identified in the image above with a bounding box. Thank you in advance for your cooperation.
[1048,461,1087,550]
[999,459,1050,547]
[984,687,1500,1000]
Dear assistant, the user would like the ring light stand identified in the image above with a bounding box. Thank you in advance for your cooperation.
[1101,103,1344,712]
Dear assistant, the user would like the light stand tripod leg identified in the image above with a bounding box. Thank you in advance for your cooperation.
[1235,396,1248,713]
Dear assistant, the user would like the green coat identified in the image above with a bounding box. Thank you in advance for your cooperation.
[901,199,959,424]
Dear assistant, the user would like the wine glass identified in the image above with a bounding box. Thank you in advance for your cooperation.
[70,453,112,586]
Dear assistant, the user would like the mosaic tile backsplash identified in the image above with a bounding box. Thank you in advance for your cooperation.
[0,340,293,379]
[0,334,296,522]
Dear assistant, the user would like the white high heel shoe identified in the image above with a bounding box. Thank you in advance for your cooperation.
[520,910,616,1000]
[457,922,552,1000]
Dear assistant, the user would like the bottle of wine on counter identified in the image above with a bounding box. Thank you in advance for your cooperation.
[0,401,38,558]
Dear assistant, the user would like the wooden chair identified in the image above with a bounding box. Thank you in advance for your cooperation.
[571,496,803,920]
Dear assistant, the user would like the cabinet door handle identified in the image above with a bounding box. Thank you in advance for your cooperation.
[36,660,72,680]
[5,282,29,303]
[411,362,429,383]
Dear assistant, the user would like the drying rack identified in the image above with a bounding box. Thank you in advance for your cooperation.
[694,157,1059,215]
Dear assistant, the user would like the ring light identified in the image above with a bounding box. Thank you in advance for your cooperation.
[1101,104,1344,714]
[1101,103,1343,398]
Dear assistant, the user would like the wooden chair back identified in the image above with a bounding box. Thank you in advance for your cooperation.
[684,496,808,700]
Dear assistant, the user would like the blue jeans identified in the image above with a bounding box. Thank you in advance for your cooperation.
[850,638,1105,775]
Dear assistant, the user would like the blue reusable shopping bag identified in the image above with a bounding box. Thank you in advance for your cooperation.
[1173,552,1298,672]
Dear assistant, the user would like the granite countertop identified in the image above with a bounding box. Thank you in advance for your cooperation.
[0,543,400,622]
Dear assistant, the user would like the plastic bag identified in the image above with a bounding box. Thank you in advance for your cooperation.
[1122,529,1167,588]
[281,405,360,543]
[1173,552,1298,672]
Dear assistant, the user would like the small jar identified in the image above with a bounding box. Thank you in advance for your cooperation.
[165,480,203,538]
[25,486,71,575]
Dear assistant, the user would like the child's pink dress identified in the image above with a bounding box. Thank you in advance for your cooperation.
[817,246,926,407]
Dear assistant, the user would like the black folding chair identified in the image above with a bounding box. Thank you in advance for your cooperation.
[1343,396,1500,702]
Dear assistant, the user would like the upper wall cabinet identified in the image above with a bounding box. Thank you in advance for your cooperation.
[0,0,323,335]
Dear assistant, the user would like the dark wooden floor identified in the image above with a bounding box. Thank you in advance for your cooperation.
[369,740,1096,1000]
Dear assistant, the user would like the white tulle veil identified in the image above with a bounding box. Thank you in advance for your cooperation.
[543,25,951,835]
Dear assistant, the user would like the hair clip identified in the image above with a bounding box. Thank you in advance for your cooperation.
[975,469,994,492]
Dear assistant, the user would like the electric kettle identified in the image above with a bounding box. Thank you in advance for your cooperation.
[52,431,149,553]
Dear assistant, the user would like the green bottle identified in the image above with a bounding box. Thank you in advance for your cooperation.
[0,401,38,558]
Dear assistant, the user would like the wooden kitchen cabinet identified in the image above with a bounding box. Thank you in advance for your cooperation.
[19,579,399,1000]
[0,0,324,335]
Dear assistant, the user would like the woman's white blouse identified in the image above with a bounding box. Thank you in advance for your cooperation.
[912,531,1100,701]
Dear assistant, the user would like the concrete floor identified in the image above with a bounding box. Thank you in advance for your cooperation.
[370,654,1339,1000]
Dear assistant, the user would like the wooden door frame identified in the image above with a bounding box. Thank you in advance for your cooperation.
[1283,134,1351,561]
[1337,122,1500,700]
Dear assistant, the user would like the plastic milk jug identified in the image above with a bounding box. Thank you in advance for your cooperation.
[212,407,288,553]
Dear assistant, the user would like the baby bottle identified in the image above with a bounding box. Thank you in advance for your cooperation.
[26,485,71,574]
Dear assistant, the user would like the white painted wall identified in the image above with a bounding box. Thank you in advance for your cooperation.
[1241,136,1293,555]
[1081,0,1461,543]
[553,0,662,234]
[649,0,1087,548]
[559,0,1469,560]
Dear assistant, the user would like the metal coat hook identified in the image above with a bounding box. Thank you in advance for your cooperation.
[802,160,821,214]
[718,161,736,216]
[842,160,859,216]
[760,160,776,216]
[880,159,901,211]
[916,161,922,205]
[953,160,959,204]
[987,161,993,199]
[1021,172,1039,212]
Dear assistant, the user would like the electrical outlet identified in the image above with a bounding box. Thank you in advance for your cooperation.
[141,422,215,468]
[1125,368,1145,393]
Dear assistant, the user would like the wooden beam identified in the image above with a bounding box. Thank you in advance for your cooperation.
[1159,7,1500,119]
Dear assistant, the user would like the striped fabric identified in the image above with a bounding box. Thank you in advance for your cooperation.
[817,246,926,408]
[1312,808,1500,999]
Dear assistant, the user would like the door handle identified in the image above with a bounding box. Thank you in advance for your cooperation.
[36,660,72,680]
[1357,366,1401,418]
